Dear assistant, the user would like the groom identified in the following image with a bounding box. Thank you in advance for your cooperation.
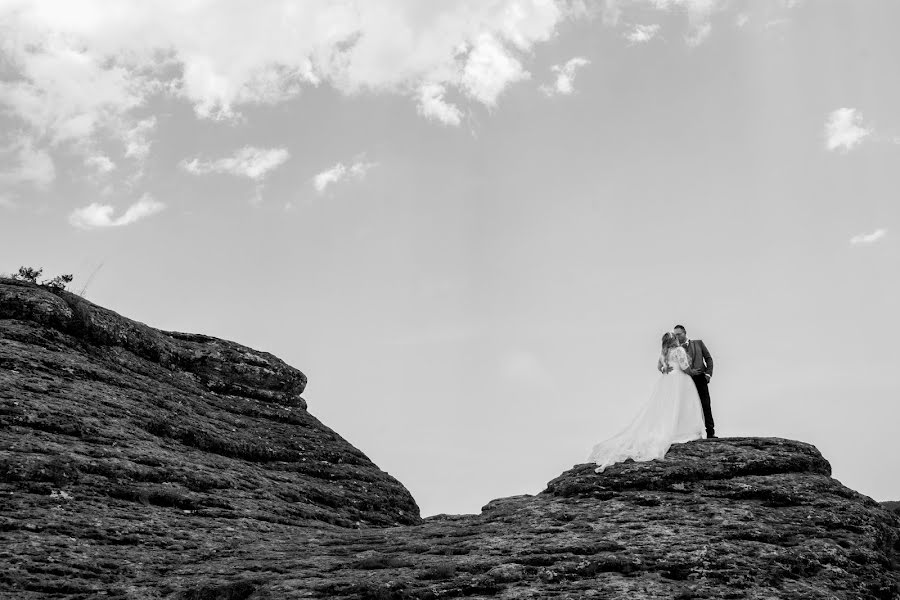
[674,324,716,439]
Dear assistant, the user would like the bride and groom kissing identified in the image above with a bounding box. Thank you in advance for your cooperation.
[588,324,715,473]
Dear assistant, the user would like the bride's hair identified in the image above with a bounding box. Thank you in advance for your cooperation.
[661,332,678,350]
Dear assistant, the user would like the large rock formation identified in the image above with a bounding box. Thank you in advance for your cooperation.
[2,278,898,599]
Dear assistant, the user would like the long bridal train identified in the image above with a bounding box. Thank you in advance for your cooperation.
[588,345,705,473]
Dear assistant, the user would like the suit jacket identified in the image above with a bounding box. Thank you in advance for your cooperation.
[683,339,713,377]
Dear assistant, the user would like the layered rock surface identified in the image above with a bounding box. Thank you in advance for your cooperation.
[2,278,898,599]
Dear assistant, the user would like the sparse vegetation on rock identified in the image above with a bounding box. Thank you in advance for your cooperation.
[42,273,74,290]
[10,265,75,291]
[14,266,43,283]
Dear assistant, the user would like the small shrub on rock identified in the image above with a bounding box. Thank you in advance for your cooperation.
[10,266,75,291]
[44,274,74,290]
[15,266,43,283]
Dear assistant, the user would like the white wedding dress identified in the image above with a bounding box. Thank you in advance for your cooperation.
[588,346,706,473]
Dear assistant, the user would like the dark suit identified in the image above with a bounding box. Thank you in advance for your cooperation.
[683,339,714,437]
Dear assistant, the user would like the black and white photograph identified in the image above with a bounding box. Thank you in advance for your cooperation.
[1,1,899,597]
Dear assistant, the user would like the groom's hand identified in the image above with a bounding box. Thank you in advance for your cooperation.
[704,373,711,382]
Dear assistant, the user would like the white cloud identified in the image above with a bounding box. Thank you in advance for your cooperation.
[349,161,376,178]
[541,56,590,96]
[624,24,661,44]
[85,154,116,174]
[0,0,802,196]
[0,136,56,189]
[849,229,887,246]
[180,147,290,181]
[123,117,156,161]
[0,0,571,203]
[418,83,463,126]
[618,0,724,46]
[0,193,16,209]
[617,0,791,44]
[0,40,153,146]
[313,159,378,194]
[69,194,165,229]
[461,33,530,107]
[0,0,570,149]
[825,108,872,152]
[313,165,347,194]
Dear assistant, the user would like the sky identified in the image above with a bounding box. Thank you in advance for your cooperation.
[1,0,898,517]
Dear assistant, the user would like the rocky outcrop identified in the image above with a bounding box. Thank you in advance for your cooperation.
[0,279,307,407]
[169,439,898,599]
[0,279,419,530]
[2,278,898,599]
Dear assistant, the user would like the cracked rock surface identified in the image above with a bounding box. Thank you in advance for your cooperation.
[2,278,898,599]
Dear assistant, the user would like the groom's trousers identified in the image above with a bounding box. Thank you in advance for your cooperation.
[691,375,715,437]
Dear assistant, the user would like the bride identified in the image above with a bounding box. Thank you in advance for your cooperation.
[588,332,706,473]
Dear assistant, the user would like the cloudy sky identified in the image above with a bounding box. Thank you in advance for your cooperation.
[2,0,898,516]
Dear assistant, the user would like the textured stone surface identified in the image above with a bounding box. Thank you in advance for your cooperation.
[0,279,308,407]
[1,278,420,596]
[2,278,898,599]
